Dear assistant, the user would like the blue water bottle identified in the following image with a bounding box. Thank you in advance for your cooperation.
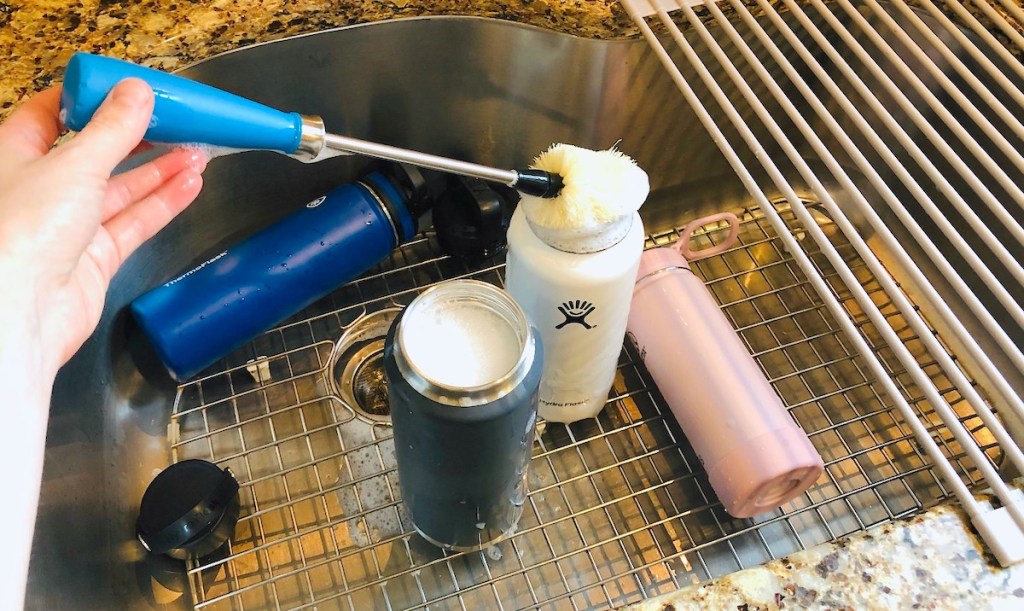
[131,165,439,381]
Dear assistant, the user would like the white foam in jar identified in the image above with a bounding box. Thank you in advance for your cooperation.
[401,296,523,388]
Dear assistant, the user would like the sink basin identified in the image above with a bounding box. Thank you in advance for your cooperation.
[30,12,1021,610]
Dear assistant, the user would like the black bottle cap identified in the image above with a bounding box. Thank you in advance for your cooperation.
[136,460,240,558]
[433,176,517,262]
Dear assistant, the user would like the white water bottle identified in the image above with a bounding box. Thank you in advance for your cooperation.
[506,209,645,423]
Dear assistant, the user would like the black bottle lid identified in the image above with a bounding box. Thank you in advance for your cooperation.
[433,176,517,262]
[136,459,239,557]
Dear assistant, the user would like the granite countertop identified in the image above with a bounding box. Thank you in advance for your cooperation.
[5,0,1024,609]
[5,1,1020,114]
[0,0,634,116]
[627,503,1024,611]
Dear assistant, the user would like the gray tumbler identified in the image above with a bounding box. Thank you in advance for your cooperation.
[384,280,542,550]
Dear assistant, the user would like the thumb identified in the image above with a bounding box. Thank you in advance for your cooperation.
[58,78,154,176]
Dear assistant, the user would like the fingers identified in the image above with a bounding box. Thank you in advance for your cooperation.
[89,169,203,283]
[128,141,155,157]
[57,78,154,176]
[0,87,62,162]
[101,148,207,221]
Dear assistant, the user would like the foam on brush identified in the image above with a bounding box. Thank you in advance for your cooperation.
[520,144,650,230]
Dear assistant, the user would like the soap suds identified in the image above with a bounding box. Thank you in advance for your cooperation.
[521,144,650,230]
[312,146,353,162]
[402,303,522,388]
[110,142,215,175]
[172,142,248,160]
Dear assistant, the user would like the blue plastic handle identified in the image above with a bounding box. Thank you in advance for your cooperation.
[61,52,304,154]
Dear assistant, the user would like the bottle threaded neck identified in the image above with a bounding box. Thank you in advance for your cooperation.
[525,213,633,254]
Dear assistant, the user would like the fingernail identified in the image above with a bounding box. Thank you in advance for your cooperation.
[111,79,152,106]
[186,150,209,173]
[181,171,201,189]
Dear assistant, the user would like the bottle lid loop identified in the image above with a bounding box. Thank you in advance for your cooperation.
[676,212,741,261]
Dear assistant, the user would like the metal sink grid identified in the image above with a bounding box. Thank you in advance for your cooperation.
[169,202,994,610]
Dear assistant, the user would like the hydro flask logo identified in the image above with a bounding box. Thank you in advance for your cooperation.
[556,300,596,330]
[306,195,327,208]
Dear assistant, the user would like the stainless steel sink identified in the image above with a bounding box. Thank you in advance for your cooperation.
[30,8,1023,610]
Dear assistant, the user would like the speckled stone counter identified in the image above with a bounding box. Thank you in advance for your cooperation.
[0,0,633,115]
[627,504,1024,611]
[4,1,1021,114]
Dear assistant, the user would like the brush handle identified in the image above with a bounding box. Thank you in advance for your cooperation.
[59,53,564,195]
[60,52,306,154]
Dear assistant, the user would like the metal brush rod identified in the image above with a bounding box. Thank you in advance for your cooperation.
[321,133,563,197]
[322,132,518,185]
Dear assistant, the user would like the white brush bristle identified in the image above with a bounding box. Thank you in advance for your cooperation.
[521,144,650,230]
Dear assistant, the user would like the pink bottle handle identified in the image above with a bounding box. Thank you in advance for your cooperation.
[677,212,741,261]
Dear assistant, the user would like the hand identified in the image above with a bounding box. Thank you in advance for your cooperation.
[0,78,206,609]
[0,79,206,373]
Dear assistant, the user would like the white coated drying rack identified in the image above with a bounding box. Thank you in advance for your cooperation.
[621,0,1024,566]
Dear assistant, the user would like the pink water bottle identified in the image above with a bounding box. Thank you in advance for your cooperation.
[627,213,823,518]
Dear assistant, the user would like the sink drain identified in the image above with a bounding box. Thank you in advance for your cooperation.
[329,308,401,424]
[352,350,389,417]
